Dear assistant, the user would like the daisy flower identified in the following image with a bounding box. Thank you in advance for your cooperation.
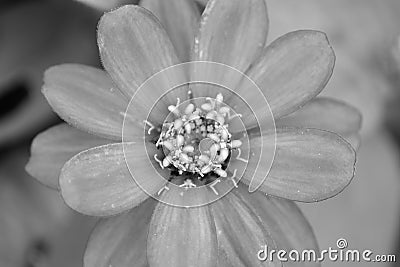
[26,0,360,266]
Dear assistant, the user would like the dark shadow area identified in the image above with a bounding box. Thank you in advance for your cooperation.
[0,81,29,120]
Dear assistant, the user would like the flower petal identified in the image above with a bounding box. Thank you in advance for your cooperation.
[147,192,218,267]
[98,5,183,99]
[75,0,132,11]
[26,123,110,190]
[140,0,200,62]
[236,128,356,202]
[277,97,362,137]
[191,0,269,97]
[59,142,167,216]
[240,30,335,124]
[236,185,320,267]
[42,64,131,141]
[194,0,268,70]
[84,198,156,267]
[277,97,362,150]
[210,188,281,267]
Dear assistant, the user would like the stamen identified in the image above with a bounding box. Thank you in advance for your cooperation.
[201,103,213,111]
[208,133,220,142]
[185,103,195,114]
[216,114,225,125]
[184,123,192,134]
[174,118,183,130]
[162,140,174,151]
[162,155,172,168]
[235,148,248,163]
[215,168,227,177]
[156,132,165,147]
[154,154,164,169]
[168,98,181,116]
[157,185,170,195]
[143,120,155,135]
[220,128,229,141]
[206,111,217,120]
[176,135,185,147]
[179,179,197,189]
[201,164,212,174]
[209,143,219,160]
[215,93,223,105]
[199,154,210,163]
[157,93,245,187]
[205,97,215,108]
[182,145,194,153]
[216,148,229,163]
[229,169,238,188]
[179,153,190,163]
[209,179,221,195]
[230,140,243,149]
[219,106,230,115]
[188,114,200,121]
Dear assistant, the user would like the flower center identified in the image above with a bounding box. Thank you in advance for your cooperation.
[154,93,243,188]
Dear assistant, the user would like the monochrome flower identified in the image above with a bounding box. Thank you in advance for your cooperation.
[26,0,360,266]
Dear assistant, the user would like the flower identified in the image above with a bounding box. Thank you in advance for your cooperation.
[26,0,360,266]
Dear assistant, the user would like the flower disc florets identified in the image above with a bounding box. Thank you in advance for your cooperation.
[155,93,243,188]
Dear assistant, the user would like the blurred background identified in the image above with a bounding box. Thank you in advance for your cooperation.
[0,0,399,266]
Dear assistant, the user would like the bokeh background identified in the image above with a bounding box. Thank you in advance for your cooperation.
[0,0,399,266]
